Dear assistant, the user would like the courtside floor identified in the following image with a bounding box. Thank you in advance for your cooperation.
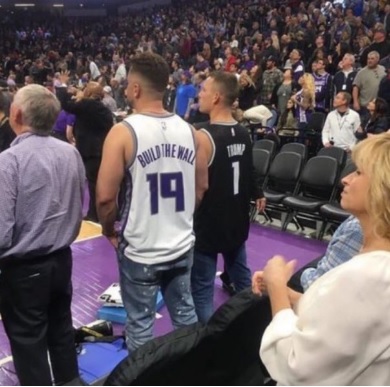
[0,221,327,385]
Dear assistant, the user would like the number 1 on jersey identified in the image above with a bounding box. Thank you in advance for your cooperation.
[146,172,185,215]
[232,161,239,195]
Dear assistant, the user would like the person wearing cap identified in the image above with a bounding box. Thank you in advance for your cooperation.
[257,56,283,107]
[102,85,118,113]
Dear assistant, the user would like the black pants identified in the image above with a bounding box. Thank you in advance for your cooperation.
[83,156,101,223]
[0,248,79,386]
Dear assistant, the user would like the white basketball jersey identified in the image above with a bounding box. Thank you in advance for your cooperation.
[120,113,196,264]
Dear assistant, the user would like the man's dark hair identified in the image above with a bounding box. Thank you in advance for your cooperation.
[130,52,169,94]
[209,71,239,106]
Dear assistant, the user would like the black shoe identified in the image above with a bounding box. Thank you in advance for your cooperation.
[220,272,237,296]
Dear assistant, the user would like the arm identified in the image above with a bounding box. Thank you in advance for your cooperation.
[287,288,302,308]
[56,86,86,115]
[66,125,75,145]
[250,142,266,212]
[96,123,133,247]
[372,117,389,135]
[321,115,332,146]
[184,88,196,120]
[352,85,360,112]
[0,158,17,252]
[261,262,384,385]
[193,129,210,207]
[300,217,362,291]
[262,256,297,316]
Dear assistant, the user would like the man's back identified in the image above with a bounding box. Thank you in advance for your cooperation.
[194,122,254,254]
[0,134,85,258]
[121,113,196,264]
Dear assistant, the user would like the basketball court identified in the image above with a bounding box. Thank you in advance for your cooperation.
[0,219,326,385]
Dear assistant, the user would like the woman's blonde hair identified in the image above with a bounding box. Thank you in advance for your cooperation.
[359,36,371,48]
[301,73,316,109]
[352,133,390,240]
[239,73,255,89]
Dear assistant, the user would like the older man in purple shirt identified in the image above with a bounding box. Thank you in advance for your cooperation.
[0,84,85,385]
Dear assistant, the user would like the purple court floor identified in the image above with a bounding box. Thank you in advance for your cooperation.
[0,223,326,385]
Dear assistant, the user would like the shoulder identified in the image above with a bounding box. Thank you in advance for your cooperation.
[347,252,390,284]
[0,148,17,172]
[349,109,360,118]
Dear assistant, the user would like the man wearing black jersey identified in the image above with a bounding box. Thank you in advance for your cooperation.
[191,72,266,323]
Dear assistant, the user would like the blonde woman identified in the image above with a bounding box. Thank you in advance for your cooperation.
[290,73,315,129]
[254,133,390,385]
[238,73,257,111]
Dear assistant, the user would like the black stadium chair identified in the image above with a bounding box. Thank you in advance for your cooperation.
[250,149,272,221]
[318,161,357,239]
[282,156,339,235]
[252,149,271,188]
[253,139,277,160]
[304,112,326,155]
[280,143,308,160]
[262,152,304,226]
[317,146,347,170]
[306,111,326,134]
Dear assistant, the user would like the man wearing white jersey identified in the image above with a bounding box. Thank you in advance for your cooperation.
[96,52,209,352]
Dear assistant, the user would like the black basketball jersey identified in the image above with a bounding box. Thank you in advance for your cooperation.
[194,122,262,254]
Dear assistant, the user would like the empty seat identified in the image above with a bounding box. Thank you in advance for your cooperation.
[282,156,339,233]
[280,143,308,160]
[253,139,276,159]
[318,161,356,239]
[262,152,304,225]
[317,146,347,169]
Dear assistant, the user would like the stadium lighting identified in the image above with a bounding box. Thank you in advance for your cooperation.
[15,3,35,6]
[53,3,64,6]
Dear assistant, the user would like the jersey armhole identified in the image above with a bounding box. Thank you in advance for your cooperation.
[121,120,138,169]
[200,128,216,167]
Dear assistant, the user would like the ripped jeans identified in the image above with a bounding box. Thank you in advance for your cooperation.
[118,248,198,352]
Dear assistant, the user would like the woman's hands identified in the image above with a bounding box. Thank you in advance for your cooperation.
[252,255,296,296]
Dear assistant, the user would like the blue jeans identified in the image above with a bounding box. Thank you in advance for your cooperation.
[191,244,252,323]
[118,248,198,352]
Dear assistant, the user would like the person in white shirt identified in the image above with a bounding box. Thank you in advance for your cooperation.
[253,132,390,385]
[114,57,127,83]
[87,55,101,81]
[322,91,360,151]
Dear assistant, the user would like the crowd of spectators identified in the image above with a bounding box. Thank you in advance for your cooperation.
[1,0,390,149]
